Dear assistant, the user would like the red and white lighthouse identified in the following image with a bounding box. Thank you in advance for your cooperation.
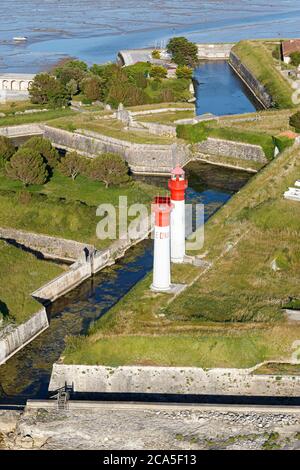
[151,196,173,292]
[168,165,188,263]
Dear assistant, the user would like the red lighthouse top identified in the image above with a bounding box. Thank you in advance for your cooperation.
[168,165,188,201]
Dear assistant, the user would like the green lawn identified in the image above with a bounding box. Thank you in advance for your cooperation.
[0,240,63,324]
[63,144,300,368]
[231,40,295,109]
[0,171,157,248]
[0,108,75,127]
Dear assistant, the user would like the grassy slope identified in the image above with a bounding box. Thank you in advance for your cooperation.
[231,40,294,109]
[0,171,157,249]
[0,108,75,127]
[63,145,300,368]
[49,114,174,145]
[0,240,63,324]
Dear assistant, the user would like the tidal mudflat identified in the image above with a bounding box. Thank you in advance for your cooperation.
[0,0,300,72]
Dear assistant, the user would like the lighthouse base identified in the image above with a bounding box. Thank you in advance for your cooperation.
[150,283,187,295]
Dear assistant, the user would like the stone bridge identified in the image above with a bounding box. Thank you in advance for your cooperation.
[0,73,35,103]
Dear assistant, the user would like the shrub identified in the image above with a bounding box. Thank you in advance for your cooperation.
[152,50,161,59]
[150,65,167,79]
[22,136,60,168]
[88,153,130,188]
[167,37,198,67]
[0,136,15,169]
[176,65,193,80]
[58,151,86,180]
[290,111,300,132]
[290,51,300,67]
[5,148,48,186]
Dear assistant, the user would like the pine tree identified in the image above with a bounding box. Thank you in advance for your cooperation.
[5,148,48,186]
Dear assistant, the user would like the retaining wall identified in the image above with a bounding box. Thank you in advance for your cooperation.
[197,43,234,60]
[49,363,300,397]
[0,308,48,365]
[193,137,267,163]
[0,227,94,261]
[229,51,274,108]
[43,125,188,174]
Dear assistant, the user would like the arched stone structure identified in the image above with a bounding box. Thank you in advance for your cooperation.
[0,73,35,103]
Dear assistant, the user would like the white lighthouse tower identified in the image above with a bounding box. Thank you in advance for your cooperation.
[168,165,188,264]
[151,196,173,292]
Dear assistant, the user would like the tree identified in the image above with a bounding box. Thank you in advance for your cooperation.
[29,73,70,107]
[0,136,15,169]
[66,79,78,97]
[88,153,130,188]
[22,137,60,168]
[81,76,103,101]
[167,37,198,67]
[290,111,300,132]
[5,148,48,186]
[58,151,85,180]
[54,59,88,88]
[290,51,300,67]
[150,65,167,79]
[176,65,193,80]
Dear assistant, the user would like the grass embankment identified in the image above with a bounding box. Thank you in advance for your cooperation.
[231,40,295,109]
[177,120,276,160]
[0,108,75,127]
[0,240,63,324]
[64,145,300,368]
[0,171,157,248]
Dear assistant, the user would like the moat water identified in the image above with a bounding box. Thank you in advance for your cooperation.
[194,61,262,116]
[0,162,251,405]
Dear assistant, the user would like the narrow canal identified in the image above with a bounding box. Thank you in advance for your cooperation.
[194,60,262,116]
[0,162,251,405]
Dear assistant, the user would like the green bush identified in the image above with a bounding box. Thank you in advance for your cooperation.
[290,51,300,67]
[289,111,300,132]
[150,65,167,79]
[176,65,193,80]
[152,50,161,59]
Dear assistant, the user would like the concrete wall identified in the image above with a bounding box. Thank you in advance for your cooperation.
[229,51,274,109]
[43,125,188,174]
[135,121,177,137]
[197,43,234,60]
[0,124,44,147]
[0,227,94,262]
[49,363,300,397]
[0,308,48,365]
[193,137,267,163]
[32,260,93,303]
